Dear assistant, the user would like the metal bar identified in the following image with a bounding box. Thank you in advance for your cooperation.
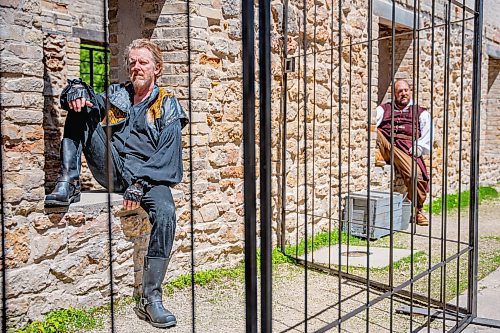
[441,5,452,331]
[302,0,309,329]
[409,0,420,328]
[389,0,396,330]
[89,48,94,89]
[347,38,352,274]
[186,0,196,330]
[280,0,289,254]
[305,246,472,332]
[311,0,317,265]
[259,0,272,330]
[456,0,467,327]
[0,39,7,333]
[296,18,301,259]
[366,0,373,329]
[471,317,500,328]
[102,0,115,330]
[468,0,484,319]
[337,0,343,329]
[450,0,476,15]
[328,0,335,271]
[284,17,476,60]
[242,0,257,329]
[427,0,436,327]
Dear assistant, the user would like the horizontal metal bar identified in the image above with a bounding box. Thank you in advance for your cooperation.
[284,16,474,60]
[450,0,476,15]
[296,246,472,332]
[471,317,500,328]
[283,209,471,247]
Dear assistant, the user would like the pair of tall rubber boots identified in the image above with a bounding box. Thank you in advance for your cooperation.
[45,139,176,328]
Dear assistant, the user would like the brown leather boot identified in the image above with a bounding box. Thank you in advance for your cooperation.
[416,211,429,226]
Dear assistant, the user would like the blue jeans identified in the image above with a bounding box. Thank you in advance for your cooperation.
[63,110,177,258]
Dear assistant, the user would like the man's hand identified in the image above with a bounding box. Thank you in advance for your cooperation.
[408,145,423,157]
[69,97,93,112]
[123,183,144,210]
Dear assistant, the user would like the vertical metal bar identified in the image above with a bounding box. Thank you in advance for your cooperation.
[296,18,301,259]
[102,0,115,330]
[441,4,452,330]
[347,38,352,274]
[311,0,317,264]
[186,0,196,330]
[242,0,258,329]
[410,0,419,328]
[389,0,396,330]
[427,0,436,327]
[456,0,467,325]
[366,0,373,328]
[280,0,289,254]
[468,0,484,319]
[302,0,308,328]
[0,49,7,333]
[259,0,272,330]
[89,48,94,89]
[337,0,343,329]
[328,0,334,271]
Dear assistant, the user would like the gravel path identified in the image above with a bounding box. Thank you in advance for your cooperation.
[86,200,500,333]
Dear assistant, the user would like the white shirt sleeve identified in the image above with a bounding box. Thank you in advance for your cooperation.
[375,105,384,127]
[417,110,432,155]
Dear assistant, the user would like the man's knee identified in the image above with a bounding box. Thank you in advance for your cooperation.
[144,185,176,222]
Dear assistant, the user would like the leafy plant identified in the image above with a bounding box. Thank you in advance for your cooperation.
[14,307,101,333]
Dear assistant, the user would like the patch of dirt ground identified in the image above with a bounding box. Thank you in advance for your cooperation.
[86,200,500,333]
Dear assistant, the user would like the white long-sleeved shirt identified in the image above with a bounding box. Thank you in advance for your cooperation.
[375,99,432,155]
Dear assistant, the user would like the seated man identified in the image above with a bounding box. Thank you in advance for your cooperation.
[45,39,188,328]
[375,79,432,226]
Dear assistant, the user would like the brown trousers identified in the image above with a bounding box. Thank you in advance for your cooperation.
[376,130,428,209]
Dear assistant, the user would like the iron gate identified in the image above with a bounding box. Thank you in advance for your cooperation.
[275,0,492,331]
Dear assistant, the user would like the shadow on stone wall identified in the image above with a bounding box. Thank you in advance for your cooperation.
[43,33,66,192]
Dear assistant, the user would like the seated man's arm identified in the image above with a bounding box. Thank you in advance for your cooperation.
[417,110,432,156]
[60,78,107,113]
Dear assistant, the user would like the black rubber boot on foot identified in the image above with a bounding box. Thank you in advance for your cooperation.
[134,257,176,329]
[45,138,81,206]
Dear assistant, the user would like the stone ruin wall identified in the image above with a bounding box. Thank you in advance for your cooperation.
[1,0,499,328]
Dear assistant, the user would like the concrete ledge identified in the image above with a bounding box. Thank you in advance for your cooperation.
[374,0,421,29]
[44,191,124,215]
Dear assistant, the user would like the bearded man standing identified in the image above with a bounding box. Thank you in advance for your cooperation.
[45,39,188,328]
[375,79,432,226]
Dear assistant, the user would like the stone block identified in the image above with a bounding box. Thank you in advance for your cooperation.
[31,230,66,263]
[222,0,239,18]
[5,225,30,268]
[7,264,51,298]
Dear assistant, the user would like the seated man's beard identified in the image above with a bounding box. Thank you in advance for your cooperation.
[132,77,149,90]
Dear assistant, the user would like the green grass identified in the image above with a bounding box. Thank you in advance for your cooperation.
[424,186,499,215]
[282,229,367,258]
[14,307,103,333]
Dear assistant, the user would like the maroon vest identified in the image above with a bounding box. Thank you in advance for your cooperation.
[378,102,429,184]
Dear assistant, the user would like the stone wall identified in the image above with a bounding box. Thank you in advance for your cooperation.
[41,0,106,191]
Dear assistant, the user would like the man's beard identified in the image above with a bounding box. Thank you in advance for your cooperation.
[395,98,409,109]
[132,77,148,90]
[131,73,154,91]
